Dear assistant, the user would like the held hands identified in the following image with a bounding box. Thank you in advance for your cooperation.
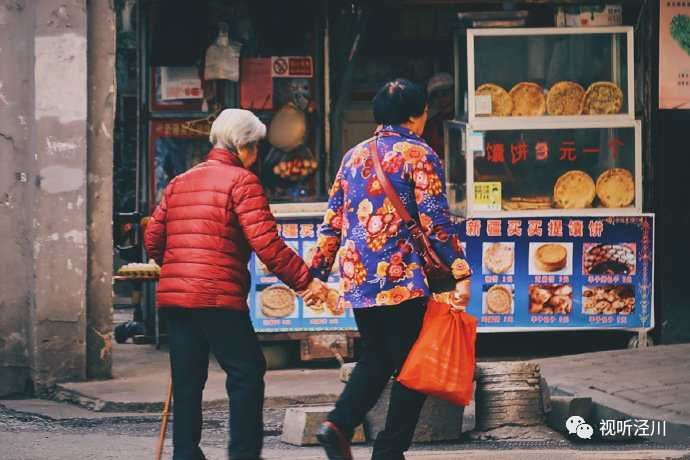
[298,278,329,307]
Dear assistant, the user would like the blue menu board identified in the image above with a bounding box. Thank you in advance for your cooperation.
[462,215,654,331]
[249,214,654,332]
[249,217,357,332]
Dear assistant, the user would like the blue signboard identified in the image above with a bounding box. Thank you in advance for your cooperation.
[461,215,654,331]
[249,214,654,332]
[249,217,357,332]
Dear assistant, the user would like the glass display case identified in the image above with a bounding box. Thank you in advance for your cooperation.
[445,120,642,217]
[466,27,634,126]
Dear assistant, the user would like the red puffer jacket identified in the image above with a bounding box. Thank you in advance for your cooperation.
[144,148,313,310]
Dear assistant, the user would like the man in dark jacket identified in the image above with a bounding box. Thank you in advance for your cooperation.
[145,109,325,460]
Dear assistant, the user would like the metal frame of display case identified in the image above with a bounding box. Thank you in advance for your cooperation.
[464,119,643,218]
[467,26,635,127]
[459,26,653,343]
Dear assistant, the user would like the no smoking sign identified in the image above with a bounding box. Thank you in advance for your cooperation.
[271,56,313,78]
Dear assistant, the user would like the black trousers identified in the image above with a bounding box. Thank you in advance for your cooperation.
[165,308,267,460]
[327,298,428,460]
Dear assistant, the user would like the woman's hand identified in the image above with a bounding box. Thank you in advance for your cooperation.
[299,278,329,307]
[450,279,471,310]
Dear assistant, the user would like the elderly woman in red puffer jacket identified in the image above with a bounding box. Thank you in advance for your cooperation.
[144,108,324,460]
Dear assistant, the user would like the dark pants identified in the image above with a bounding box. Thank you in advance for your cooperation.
[327,298,428,460]
[165,308,267,460]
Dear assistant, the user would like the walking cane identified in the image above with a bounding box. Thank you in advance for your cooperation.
[156,377,173,460]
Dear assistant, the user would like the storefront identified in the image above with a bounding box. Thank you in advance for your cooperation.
[443,15,654,344]
[112,1,657,357]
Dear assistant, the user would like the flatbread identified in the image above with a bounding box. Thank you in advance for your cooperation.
[509,82,546,116]
[486,285,513,314]
[553,170,596,209]
[502,196,552,211]
[535,244,567,272]
[582,82,623,115]
[596,168,635,208]
[546,81,585,115]
[484,243,514,274]
[260,285,296,318]
[475,83,513,116]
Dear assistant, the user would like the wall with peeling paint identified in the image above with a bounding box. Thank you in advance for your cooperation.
[0,0,113,396]
[86,0,114,380]
[0,0,37,396]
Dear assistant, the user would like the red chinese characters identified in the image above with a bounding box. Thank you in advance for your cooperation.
[510,141,528,165]
[466,219,481,237]
[568,220,584,237]
[548,219,563,237]
[299,224,315,238]
[487,142,505,164]
[507,220,523,237]
[527,220,543,237]
[559,140,576,161]
[535,141,549,160]
[607,138,624,159]
[588,220,604,238]
[486,220,502,237]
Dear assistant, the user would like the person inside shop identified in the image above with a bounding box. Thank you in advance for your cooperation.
[144,108,326,460]
[422,72,455,156]
[308,79,472,460]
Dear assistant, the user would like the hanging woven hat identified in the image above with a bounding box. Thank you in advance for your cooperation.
[268,102,307,151]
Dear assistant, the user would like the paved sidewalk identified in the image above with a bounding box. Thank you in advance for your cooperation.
[534,343,690,443]
[49,341,342,411]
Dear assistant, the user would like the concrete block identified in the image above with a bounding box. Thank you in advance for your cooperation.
[545,395,594,434]
[281,405,366,446]
[339,362,356,383]
[365,381,466,443]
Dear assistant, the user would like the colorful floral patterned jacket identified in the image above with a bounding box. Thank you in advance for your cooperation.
[310,124,471,310]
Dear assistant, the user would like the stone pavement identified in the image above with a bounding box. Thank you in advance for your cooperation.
[534,343,690,444]
[49,341,342,412]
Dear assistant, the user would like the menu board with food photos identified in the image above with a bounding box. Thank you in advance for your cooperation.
[248,217,356,332]
[463,215,654,331]
[249,215,653,333]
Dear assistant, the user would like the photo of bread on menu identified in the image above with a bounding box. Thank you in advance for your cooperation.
[482,284,515,315]
[528,242,573,275]
[255,284,298,319]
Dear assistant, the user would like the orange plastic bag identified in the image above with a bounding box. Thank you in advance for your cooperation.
[397,299,477,406]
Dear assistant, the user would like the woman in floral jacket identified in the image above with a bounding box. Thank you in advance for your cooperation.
[312,79,472,460]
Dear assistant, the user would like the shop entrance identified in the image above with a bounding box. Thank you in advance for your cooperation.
[110,1,463,357]
[110,0,663,372]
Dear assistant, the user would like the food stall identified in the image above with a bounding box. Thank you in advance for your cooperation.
[113,0,357,359]
[443,23,654,345]
[113,2,656,353]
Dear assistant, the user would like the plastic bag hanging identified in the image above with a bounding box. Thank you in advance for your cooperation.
[204,22,241,81]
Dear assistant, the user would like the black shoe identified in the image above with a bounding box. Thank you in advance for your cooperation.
[316,421,353,460]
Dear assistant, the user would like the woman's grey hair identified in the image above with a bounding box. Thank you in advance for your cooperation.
[209,108,267,151]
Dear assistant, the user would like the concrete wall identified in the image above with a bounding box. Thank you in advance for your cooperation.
[86,0,115,380]
[0,0,114,396]
[0,0,35,396]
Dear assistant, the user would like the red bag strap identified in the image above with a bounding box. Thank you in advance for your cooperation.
[368,137,450,273]
[368,137,417,228]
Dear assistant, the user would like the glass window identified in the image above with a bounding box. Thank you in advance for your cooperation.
[469,29,631,119]
[469,125,639,213]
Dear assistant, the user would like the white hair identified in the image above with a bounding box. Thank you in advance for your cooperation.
[209,109,266,151]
